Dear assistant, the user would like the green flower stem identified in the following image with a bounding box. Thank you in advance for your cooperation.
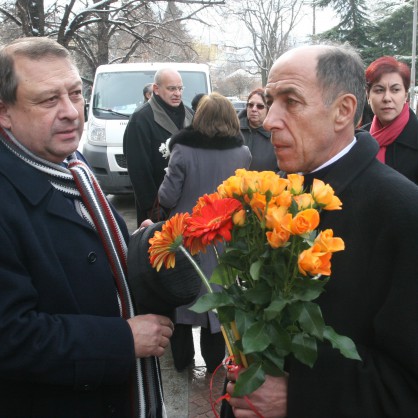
[178,245,213,294]
[178,245,242,363]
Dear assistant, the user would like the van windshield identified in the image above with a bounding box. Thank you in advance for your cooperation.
[92,70,208,119]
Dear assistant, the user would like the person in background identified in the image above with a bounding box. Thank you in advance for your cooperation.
[191,93,206,112]
[362,56,418,184]
[222,44,418,417]
[143,82,153,102]
[158,93,252,373]
[0,37,200,418]
[239,88,278,171]
[124,68,193,225]
[356,100,374,127]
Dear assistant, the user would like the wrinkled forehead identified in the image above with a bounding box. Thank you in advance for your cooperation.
[265,55,319,99]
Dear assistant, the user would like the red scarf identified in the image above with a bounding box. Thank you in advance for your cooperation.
[370,102,410,163]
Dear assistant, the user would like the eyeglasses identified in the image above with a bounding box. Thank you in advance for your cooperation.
[164,85,185,92]
[247,102,265,110]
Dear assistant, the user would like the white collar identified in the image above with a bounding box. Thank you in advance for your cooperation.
[309,137,357,174]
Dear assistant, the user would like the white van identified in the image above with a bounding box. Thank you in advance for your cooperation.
[83,62,212,194]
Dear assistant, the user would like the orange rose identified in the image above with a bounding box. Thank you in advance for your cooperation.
[256,171,289,196]
[266,226,291,249]
[265,205,288,230]
[298,244,332,276]
[311,179,342,210]
[274,190,292,208]
[249,192,268,221]
[289,208,320,235]
[314,229,345,253]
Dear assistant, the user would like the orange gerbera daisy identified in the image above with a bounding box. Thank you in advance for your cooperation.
[184,197,242,252]
[148,212,190,271]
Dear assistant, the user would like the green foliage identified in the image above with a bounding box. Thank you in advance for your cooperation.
[315,0,376,50]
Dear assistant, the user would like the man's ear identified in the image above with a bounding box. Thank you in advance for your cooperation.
[334,93,356,132]
[0,101,11,129]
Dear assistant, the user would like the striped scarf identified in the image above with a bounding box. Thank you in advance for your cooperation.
[0,127,166,418]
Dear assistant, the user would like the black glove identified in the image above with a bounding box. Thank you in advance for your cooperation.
[127,222,202,316]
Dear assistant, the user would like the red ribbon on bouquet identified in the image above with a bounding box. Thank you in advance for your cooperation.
[210,356,264,418]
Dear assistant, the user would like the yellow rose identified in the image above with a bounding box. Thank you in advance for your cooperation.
[241,171,259,194]
[233,209,246,226]
[298,244,332,276]
[287,173,304,194]
[293,193,315,210]
[311,179,342,210]
[218,175,243,198]
[257,171,289,196]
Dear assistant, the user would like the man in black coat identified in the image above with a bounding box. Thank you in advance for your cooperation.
[123,68,193,225]
[0,37,199,418]
[222,44,418,417]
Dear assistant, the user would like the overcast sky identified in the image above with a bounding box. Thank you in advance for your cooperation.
[188,4,338,47]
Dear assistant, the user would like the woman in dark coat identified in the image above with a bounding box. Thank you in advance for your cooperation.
[362,56,418,184]
[158,93,251,373]
[239,88,278,172]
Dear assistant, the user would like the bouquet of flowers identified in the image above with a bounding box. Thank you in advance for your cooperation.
[148,169,360,396]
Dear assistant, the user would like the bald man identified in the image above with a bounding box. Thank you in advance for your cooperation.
[124,68,193,225]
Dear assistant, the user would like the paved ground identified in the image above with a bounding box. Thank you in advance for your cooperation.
[109,195,226,417]
[161,330,226,417]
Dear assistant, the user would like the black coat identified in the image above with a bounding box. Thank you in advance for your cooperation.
[239,115,278,172]
[362,108,418,185]
[123,95,193,222]
[0,147,136,417]
[0,143,199,417]
[223,131,418,417]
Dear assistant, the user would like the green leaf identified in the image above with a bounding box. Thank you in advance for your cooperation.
[233,362,266,397]
[243,285,271,305]
[210,263,231,286]
[264,299,289,321]
[189,292,233,313]
[250,259,262,280]
[235,309,257,337]
[262,347,286,373]
[324,326,362,361]
[291,333,317,367]
[267,322,292,355]
[217,306,236,324]
[292,277,328,301]
[289,301,325,339]
[242,321,271,354]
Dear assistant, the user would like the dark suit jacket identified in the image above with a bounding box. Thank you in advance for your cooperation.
[0,147,135,417]
[222,131,418,417]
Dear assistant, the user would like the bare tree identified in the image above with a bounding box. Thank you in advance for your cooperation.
[0,0,225,80]
[219,0,304,85]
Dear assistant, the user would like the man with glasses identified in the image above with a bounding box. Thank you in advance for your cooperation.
[239,88,278,171]
[124,68,193,225]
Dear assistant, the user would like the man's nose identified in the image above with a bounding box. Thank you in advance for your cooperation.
[59,96,80,119]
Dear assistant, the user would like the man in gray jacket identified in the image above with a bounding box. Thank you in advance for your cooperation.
[123,68,193,225]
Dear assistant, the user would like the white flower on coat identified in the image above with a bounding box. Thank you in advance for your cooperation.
[159,137,171,159]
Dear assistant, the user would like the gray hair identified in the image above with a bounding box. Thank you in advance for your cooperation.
[316,44,366,126]
[0,37,71,104]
